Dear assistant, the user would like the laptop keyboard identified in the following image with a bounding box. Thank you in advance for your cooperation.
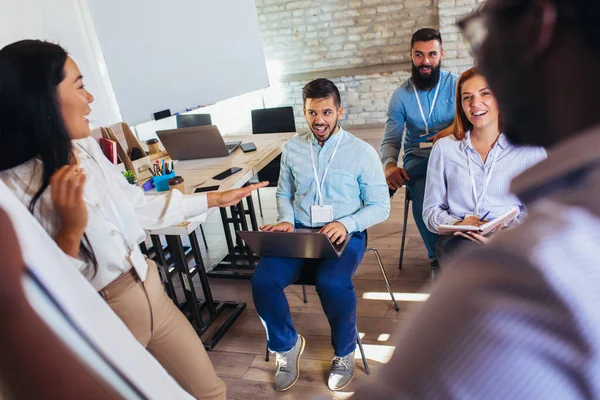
[226,143,237,151]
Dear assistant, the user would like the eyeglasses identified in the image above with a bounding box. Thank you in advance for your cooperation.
[456,9,487,54]
[457,0,576,54]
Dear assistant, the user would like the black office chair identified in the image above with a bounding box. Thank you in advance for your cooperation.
[249,106,297,217]
[264,231,399,374]
[176,113,212,128]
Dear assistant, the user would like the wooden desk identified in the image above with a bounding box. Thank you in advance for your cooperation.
[144,132,294,350]
[146,132,294,236]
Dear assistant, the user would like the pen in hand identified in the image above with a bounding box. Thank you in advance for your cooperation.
[479,211,491,222]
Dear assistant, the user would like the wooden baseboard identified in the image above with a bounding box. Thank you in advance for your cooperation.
[281,62,411,83]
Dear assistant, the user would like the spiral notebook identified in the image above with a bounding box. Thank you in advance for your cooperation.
[438,208,518,236]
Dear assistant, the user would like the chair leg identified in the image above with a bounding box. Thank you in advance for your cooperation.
[399,196,410,269]
[302,285,307,303]
[256,188,264,218]
[367,248,399,312]
[356,331,370,375]
[199,225,208,249]
[265,339,270,362]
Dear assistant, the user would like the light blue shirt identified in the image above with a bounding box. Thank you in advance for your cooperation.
[276,127,390,233]
[381,70,459,166]
[350,125,600,400]
[423,132,547,233]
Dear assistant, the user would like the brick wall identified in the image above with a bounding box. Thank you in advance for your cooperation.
[251,0,487,132]
[160,1,486,137]
[438,0,486,73]
[256,0,437,74]
[278,71,411,129]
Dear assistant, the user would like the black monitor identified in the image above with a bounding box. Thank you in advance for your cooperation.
[251,106,296,134]
[176,114,212,128]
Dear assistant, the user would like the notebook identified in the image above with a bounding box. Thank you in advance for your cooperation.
[99,138,118,164]
[438,208,518,236]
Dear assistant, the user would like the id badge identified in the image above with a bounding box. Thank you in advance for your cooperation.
[311,205,334,225]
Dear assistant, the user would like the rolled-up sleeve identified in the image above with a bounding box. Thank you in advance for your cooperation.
[423,142,461,233]
[381,89,406,168]
[338,147,390,233]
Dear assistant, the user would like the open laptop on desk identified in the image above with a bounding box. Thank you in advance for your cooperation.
[156,125,241,160]
[237,229,353,259]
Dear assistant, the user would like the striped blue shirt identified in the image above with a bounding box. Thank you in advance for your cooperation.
[423,132,547,233]
[276,127,390,233]
[350,125,600,400]
[381,70,458,166]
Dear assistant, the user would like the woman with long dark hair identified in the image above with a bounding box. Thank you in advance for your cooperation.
[422,67,547,263]
[0,39,267,399]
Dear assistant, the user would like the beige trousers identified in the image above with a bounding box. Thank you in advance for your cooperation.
[99,260,226,400]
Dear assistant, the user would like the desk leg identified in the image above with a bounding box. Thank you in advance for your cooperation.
[162,233,247,350]
[219,207,237,266]
[210,196,262,279]
[235,202,255,267]
[230,204,244,251]
[165,235,205,328]
[245,195,259,231]
[189,230,216,315]
[150,235,177,304]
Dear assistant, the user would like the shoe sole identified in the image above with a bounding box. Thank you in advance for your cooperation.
[274,335,305,392]
[329,368,355,392]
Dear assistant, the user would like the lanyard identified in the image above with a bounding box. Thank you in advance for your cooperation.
[412,81,441,136]
[309,130,344,206]
[466,146,501,216]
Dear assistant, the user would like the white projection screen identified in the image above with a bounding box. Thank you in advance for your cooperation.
[87,0,269,125]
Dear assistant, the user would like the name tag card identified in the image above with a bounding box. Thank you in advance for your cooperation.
[311,205,333,225]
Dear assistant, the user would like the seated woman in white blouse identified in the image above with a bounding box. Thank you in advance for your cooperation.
[423,67,547,263]
[0,40,268,400]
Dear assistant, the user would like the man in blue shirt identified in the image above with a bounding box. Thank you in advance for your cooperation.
[381,28,458,269]
[251,79,390,393]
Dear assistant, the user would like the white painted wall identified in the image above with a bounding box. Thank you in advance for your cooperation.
[0,0,122,127]
[87,0,269,126]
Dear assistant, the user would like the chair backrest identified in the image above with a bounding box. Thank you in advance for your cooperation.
[251,106,296,134]
[176,114,212,129]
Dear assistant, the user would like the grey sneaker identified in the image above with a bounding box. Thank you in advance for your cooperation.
[328,351,355,391]
[273,334,305,392]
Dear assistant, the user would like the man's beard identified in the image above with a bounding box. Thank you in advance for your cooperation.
[310,118,339,144]
[412,63,442,90]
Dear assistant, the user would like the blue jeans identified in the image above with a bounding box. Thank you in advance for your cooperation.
[251,229,366,357]
[404,152,439,260]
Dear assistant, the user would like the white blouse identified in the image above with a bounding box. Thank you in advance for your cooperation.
[0,136,210,291]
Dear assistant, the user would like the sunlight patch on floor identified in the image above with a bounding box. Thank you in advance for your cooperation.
[362,292,430,302]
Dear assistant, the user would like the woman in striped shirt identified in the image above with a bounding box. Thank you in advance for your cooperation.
[423,67,546,263]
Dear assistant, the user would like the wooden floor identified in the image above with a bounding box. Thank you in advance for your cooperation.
[194,128,434,399]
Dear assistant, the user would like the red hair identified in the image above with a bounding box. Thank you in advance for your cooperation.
[451,67,503,141]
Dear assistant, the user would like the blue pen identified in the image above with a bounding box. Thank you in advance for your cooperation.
[479,211,491,221]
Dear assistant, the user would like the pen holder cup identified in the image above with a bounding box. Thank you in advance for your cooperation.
[153,172,176,192]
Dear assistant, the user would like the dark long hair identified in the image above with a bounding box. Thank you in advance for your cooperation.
[0,40,97,275]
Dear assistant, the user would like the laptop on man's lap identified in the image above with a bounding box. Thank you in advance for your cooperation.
[237,229,353,259]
